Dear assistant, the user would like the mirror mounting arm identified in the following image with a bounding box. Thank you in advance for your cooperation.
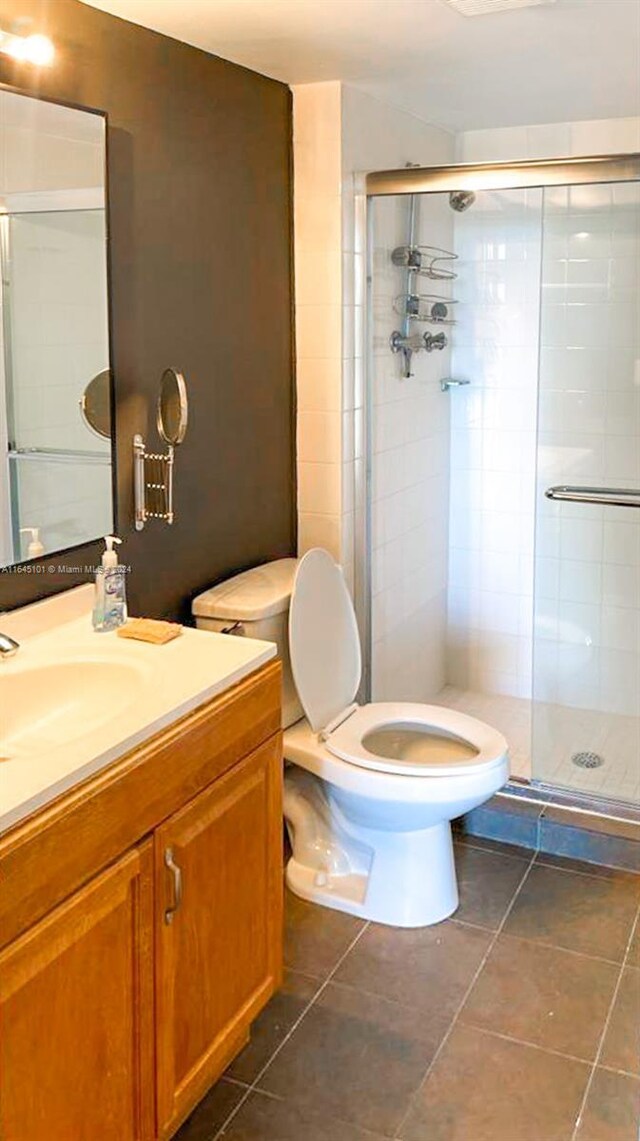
[133,435,175,531]
[133,369,187,531]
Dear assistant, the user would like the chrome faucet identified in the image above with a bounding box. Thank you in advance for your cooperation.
[0,632,19,659]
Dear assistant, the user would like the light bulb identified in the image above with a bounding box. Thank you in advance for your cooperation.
[2,30,54,66]
[22,34,55,65]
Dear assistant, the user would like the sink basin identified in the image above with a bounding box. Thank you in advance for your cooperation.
[0,659,148,760]
[0,583,277,834]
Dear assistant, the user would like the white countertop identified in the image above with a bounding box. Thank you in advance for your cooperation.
[0,587,276,834]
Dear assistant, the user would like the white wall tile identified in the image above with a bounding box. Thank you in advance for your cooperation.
[296,357,343,412]
[295,303,343,359]
[458,117,640,164]
[295,242,342,306]
[297,460,341,516]
[297,410,343,464]
[298,512,342,559]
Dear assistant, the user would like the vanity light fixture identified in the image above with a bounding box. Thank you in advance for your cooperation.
[0,27,55,66]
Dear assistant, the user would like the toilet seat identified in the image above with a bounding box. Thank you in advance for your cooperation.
[289,550,508,780]
[325,702,507,778]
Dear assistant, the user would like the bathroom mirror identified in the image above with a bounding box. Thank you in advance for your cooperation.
[0,89,113,567]
[157,368,188,447]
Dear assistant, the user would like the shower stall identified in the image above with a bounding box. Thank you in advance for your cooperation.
[360,155,640,813]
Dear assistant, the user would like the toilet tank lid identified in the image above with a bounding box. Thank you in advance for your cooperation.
[192,558,298,621]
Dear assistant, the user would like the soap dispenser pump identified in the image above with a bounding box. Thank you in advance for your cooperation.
[92,535,127,632]
[20,527,44,558]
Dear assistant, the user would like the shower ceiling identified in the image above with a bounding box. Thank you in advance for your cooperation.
[80,0,639,131]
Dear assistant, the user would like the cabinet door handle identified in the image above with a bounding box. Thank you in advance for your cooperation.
[164,847,183,925]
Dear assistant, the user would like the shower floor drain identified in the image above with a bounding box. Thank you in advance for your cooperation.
[571,751,605,770]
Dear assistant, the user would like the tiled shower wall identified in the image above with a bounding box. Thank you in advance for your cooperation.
[370,193,453,700]
[446,190,542,699]
[535,181,640,720]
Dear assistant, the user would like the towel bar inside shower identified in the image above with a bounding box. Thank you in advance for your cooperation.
[545,485,640,508]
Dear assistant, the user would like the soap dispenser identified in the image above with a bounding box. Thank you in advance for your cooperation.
[93,535,127,632]
[20,527,44,559]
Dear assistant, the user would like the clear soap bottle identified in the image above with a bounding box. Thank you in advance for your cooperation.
[92,536,127,631]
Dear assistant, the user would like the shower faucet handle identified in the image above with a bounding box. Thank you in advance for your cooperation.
[440,378,471,391]
[390,330,425,354]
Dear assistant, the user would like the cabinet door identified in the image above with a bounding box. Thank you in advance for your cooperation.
[155,735,283,1137]
[0,843,155,1141]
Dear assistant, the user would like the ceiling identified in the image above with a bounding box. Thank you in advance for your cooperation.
[81,0,640,132]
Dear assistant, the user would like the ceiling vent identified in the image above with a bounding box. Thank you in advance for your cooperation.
[444,0,556,15]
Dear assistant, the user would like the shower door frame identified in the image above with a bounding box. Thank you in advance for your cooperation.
[357,152,640,807]
[366,154,640,197]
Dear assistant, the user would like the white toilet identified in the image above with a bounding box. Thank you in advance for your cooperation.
[193,549,509,928]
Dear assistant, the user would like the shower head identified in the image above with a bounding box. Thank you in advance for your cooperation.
[449,190,476,212]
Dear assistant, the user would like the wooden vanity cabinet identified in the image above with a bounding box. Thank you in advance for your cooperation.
[0,843,155,1141]
[0,662,283,1141]
[155,735,282,1138]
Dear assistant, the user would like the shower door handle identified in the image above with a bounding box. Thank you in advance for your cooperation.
[545,485,640,508]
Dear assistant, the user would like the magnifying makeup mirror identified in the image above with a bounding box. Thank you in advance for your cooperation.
[80,369,112,439]
[157,368,188,447]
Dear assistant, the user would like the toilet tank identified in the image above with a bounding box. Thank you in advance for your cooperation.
[192,558,302,728]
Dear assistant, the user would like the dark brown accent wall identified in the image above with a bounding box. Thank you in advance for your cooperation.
[0,0,295,621]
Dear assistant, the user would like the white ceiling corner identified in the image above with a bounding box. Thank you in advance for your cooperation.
[80,0,640,132]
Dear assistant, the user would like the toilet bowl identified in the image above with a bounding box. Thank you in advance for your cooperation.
[193,549,509,929]
[283,548,509,927]
[283,709,507,926]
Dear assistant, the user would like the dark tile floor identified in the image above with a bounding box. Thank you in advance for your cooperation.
[176,837,640,1141]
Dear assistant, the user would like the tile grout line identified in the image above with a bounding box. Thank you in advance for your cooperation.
[457,836,640,885]
[480,927,636,968]
[454,836,534,862]
[392,848,538,1141]
[213,919,372,1139]
[456,915,635,968]
[451,1023,606,1070]
[533,855,640,882]
[569,900,640,1141]
[597,1060,640,1081]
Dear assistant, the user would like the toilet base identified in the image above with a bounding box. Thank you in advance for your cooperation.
[283,771,459,927]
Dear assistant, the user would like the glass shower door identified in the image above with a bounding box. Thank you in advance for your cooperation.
[532,181,640,803]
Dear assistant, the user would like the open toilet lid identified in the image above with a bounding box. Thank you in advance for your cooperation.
[289,548,362,733]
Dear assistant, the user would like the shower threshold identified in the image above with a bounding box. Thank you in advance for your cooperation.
[458,778,640,874]
[436,686,640,872]
[437,685,639,804]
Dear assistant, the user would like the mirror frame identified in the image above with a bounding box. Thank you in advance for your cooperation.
[80,369,113,440]
[0,81,116,569]
[156,368,188,447]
